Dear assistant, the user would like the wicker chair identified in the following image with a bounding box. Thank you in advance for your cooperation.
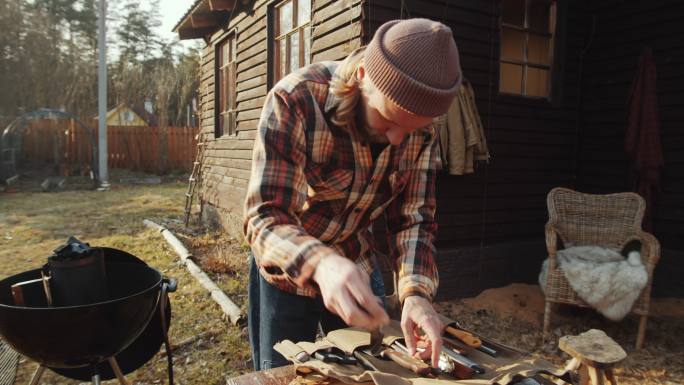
[543,187,660,349]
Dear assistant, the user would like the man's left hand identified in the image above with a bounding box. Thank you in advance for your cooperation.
[400,296,444,368]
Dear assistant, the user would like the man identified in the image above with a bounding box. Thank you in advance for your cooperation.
[244,18,461,371]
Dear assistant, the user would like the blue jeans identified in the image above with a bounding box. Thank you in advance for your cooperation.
[248,254,386,371]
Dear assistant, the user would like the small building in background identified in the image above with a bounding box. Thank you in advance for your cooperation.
[95,104,158,127]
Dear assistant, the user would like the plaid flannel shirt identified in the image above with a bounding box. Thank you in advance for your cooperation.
[243,61,439,303]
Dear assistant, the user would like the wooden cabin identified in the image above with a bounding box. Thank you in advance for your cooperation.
[174,0,684,299]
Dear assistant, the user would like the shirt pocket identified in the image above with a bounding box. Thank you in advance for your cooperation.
[307,167,353,202]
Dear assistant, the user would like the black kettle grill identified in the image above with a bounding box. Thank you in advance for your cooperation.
[0,243,176,385]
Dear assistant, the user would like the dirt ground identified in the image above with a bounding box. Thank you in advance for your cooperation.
[190,231,684,385]
[434,284,684,385]
[2,171,682,385]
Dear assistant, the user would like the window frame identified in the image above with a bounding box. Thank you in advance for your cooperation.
[269,0,312,87]
[498,0,558,100]
[215,30,238,138]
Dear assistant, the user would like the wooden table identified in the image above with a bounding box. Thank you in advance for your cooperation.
[226,366,296,385]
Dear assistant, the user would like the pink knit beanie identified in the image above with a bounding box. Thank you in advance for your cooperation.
[365,18,461,117]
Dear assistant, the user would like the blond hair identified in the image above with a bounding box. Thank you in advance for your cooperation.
[329,47,366,128]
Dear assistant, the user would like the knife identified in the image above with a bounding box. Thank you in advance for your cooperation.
[366,327,432,376]
[445,326,481,348]
[441,342,486,374]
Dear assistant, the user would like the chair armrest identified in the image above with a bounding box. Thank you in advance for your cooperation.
[632,231,661,275]
[545,222,560,269]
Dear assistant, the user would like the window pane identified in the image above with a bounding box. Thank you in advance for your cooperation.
[228,63,236,109]
[528,0,551,33]
[304,26,311,65]
[298,0,311,25]
[222,112,231,135]
[526,67,549,97]
[500,27,525,62]
[279,39,287,78]
[279,1,293,34]
[223,67,231,112]
[528,34,551,65]
[502,0,525,26]
[500,63,523,94]
[290,33,300,71]
[222,42,230,65]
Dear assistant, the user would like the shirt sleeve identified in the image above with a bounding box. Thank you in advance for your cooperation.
[243,89,337,289]
[386,129,440,303]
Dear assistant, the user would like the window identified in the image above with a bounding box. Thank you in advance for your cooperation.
[499,0,556,98]
[217,33,237,137]
[273,0,312,83]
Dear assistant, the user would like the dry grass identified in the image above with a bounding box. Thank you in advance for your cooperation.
[0,175,251,385]
[4,172,681,385]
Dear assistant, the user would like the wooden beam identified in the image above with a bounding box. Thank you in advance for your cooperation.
[209,0,237,11]
[190,12,228,28]
[178,26,220,40]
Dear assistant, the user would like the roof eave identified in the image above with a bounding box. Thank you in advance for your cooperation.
[173,0,238,41]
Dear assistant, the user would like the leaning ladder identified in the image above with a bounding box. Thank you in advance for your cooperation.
[183,139,207,227]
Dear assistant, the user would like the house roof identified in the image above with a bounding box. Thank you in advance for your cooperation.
[173,0,242,41]
[130,106,159,126]
[95,104,158,126]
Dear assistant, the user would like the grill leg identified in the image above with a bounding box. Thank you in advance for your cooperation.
[108,357,130,385]
[92,373,101,385]
[28,365,45,385]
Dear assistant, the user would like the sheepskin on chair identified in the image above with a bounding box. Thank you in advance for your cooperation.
[540,245,648,321]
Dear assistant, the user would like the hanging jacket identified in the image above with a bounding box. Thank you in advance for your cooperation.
[436,80,490,175]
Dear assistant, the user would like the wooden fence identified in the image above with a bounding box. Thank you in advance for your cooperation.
[19,119,199,175]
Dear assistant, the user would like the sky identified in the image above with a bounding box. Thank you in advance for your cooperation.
[157,0,192,43]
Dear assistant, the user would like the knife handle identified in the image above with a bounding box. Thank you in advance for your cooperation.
[382,349,432,376]
[445,326,482,348]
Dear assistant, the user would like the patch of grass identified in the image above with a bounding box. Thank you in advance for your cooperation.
[1,181,251,385]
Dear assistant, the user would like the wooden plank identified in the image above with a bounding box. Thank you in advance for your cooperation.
[204,148,253,159]
[236,37,267,63]
[237,64,267,83]
[237,84,268,102]
[238,19,268,53]
[313,3,362,38]
[237,119,259,132]
[204,157,253,170]
[238,96,266,111]
[313,0,361,25]
[311,22,361,54]
[237,108,262,122]
[237,130,257,140]
[204,184,247,213]
[191,12,229,28]
[227,0,268,36]
[237,74,267,93]
[237,51,267,74]
[312,38,361,62]
[202,163,252,179]
[209,0,237,11]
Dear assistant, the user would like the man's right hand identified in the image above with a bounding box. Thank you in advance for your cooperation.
[313,254,389,330]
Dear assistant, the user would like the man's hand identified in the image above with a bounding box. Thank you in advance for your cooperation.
[400,296,444,368]
[313,255,389,330]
